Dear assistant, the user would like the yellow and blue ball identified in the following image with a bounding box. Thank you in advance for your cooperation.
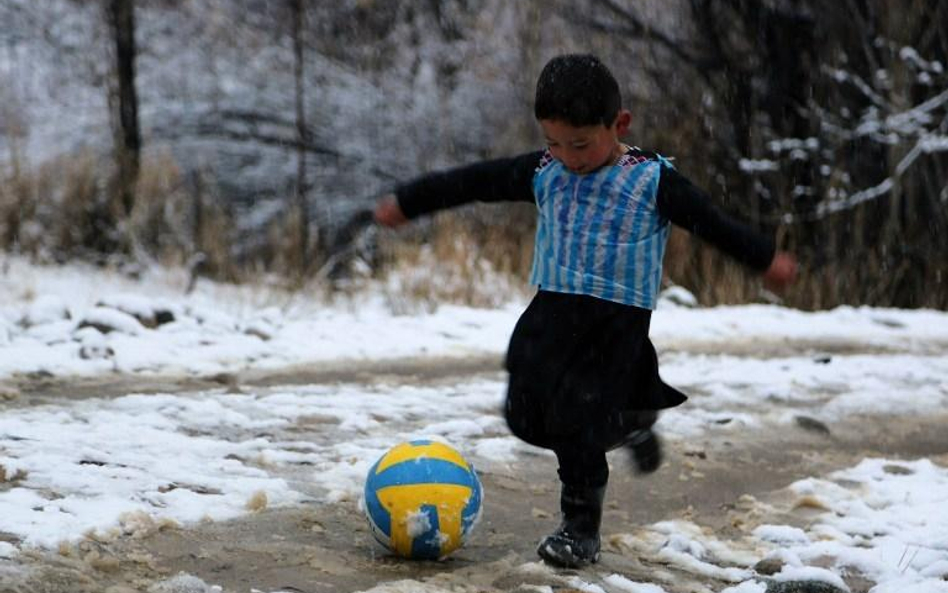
[363,439,483,560]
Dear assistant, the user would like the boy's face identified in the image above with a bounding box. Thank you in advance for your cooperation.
[539,110,631,175]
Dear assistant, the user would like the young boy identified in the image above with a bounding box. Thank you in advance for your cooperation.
[374,54,797,568]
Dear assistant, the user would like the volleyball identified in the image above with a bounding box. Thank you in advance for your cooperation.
[362,439,483,560]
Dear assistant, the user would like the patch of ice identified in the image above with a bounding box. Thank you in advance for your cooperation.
[564,576,607,593]
[603,574,668,593]
[753,525,811,545]
[772,565,850,591]
[147,572,223,593]
[21,295,71,327]
[80,306,144,335]
[721,582,768,593]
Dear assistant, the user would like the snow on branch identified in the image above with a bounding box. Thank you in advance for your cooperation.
[919,135,948,153]
[899,46,945,75]
[811,134,948,218]
[905,87,948,118]
[814,178,893,217]
[823,65,889,109]
[739,159,779,173]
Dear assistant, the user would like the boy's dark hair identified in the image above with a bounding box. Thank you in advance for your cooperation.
[534,54,621,127]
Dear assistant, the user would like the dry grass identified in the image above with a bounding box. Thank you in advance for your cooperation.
[130,152,237,280]
[1,149,106,256]
[375,204,535,312]
[376,207,773,310]
[0,149,237,279]
[379,214,947,311]
[663,228,763,306]
[3,150,944,310]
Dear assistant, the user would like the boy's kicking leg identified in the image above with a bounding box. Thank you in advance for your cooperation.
[537,446,608,568]
[619,410,661,474]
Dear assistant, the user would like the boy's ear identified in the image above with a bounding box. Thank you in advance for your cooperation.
[614,109,632,135]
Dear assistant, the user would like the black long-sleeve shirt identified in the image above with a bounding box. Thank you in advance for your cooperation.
[395,148,775,271]
[393,148,780,430]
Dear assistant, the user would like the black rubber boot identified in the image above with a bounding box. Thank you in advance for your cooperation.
[626,428,662,474]
[536,483,606,568]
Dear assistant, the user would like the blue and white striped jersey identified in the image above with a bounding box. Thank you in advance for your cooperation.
[528,151,671,309]
[394,148,775,301]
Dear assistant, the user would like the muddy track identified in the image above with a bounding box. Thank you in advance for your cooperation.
[5,334,944,408]
[2,354,505,408]
[3,336,947,592]
[4,377,947,593]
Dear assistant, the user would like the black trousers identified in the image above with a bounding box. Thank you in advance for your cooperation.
[504,292,685,450]
[503,291,682,489]
[552,410,658,488]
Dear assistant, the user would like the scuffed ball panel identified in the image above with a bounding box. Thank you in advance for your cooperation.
[363,440,483,559]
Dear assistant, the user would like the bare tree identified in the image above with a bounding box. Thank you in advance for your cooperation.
[290,0,311,275]
[106,0,141,222]
[564,0,948,308]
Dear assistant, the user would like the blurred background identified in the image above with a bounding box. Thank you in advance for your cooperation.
[0,0,945,309]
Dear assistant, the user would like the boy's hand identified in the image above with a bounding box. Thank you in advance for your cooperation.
[374,193,409,228]
[762,251,798,292]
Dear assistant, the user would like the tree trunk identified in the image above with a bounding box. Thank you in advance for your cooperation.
[290,0,310,274]
[107,0,140,220]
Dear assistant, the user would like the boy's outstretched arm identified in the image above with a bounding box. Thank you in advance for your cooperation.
[656,166,798,292]
[373,152,543,228]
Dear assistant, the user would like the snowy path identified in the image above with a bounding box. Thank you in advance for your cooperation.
[3,344,947,546]
[2,344,948,592]
[2,259,948,592]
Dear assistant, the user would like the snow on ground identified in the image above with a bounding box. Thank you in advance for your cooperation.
[2,256,948,592]
[603,457,948,593]
[0,258,521,379]
[0,378,519,548]
[2,257,946,381]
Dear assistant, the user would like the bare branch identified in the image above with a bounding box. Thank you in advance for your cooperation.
[821,65,892,110]
[842,0,883,75]
[555,0,718,73]
[794,135,948,221]
[909,0,943,54]
[593,0,713,68]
